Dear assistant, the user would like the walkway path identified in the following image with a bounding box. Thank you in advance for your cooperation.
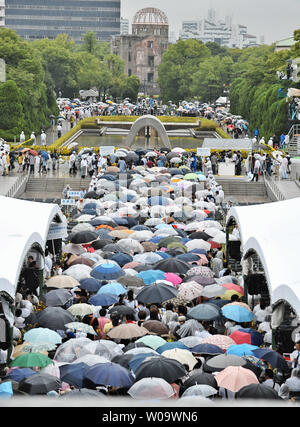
[275,179,300,200]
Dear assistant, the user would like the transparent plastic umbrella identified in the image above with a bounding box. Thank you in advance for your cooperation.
[128,378,176,400]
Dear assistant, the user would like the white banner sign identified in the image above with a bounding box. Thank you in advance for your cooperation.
[67,191,81,198]
[100,146,115,156]
[61,198,76,206]
[47,222,68,240]
[197,148,211,157]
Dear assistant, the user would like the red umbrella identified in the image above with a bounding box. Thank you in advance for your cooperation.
[209,241,222,249]
[29,150,38,156]
[221,283,244,296]
[229,330,252,345]
[65,106,71,110]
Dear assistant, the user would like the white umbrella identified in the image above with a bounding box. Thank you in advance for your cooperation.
[118,238,144,254]
[128,378,175,400]
[145,151,158,157]
[179,336,204,348]
[196,220,223,230]
[63,265,92,281]
[75,215,95,223]
[182,384,218,398]
[67,304,95,317]
[73,355,110,366]
[133,253,162,265]
[144,218,163,227]
[46,275,80,289]
[169,157,182,163]
[177,281,204,301]
[186,239,211,252]
[72,223,95,233]
[200,284,227,298]
[172,147,186,153]
[130,230,154,242]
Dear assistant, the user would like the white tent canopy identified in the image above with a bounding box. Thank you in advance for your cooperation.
[0,196,66,301]
[226,197,300,317]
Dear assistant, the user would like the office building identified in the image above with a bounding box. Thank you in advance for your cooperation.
[180,8,263,49]
[4,0,121,43]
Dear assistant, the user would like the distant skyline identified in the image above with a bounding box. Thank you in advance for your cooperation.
[121,0,300,44]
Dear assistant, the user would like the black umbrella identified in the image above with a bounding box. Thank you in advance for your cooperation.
[71,231,99,244]
[109,305,136,317]
[203,354,247,373]
[169,168,184,175]
[236,383,280,400]
[136,282,178,304]
[183,370,218,389]
[84,191,99,199]
[188,231,213,241]
[36,307,75,330]
[18,373,62,395]
[153,258,191,274]
[90,219,116,228]
[45,289,72,307]
[134,356,187,383]
[134,265,154,272]
[91,239,113,250]
[160,147,171,153]
[111,353,135,369]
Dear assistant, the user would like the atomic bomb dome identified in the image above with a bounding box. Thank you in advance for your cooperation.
[133,8,168,26]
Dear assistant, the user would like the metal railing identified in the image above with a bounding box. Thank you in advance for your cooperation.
[263,172,286,201]
[5,169,30,198]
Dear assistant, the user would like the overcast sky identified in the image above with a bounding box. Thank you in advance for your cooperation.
[121,0,300,44]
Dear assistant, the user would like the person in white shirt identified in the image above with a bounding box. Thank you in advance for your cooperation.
[290,341,300,369]
[40,131,47,146]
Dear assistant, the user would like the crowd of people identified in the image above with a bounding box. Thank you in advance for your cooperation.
[0,150,299,405]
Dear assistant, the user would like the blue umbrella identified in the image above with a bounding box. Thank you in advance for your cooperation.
[81,209,97,216]
[252,348,290,372]
[149,237,163,244]
[79,278,102,293]
[191,344,224,355]
[176,253,201,262]
[83,363,134,388]
[137,269,166,285]
[131,225,152,231]
[156,341,190,354]
[221,305,254,323]
[88,293,119,307]
[83,203,97,210]
[155,224,173,230]
[128,353,157,373]
[155,251,171,259]
[226,344,259,357]
[91,263,125,280]
[40,151,49,160]
[97,282,127,296]
[187,303,221,321]
[7,368,37,383]
[110,253,133,267]
[188,249,208,256]
[113,217,130,226]
[0,381,13,399]
[59,363,89,389]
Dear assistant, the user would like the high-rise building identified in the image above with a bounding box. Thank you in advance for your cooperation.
[4,0,121,43]
[120,17,129,35]
[0,0,5,27]
[180,8,262,49]
[111,8,169,96]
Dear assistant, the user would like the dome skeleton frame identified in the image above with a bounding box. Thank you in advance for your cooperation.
[133,8,168,26]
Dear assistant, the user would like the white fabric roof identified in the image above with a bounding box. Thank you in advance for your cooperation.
[226,197,300,317]
[0,196,65,300]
